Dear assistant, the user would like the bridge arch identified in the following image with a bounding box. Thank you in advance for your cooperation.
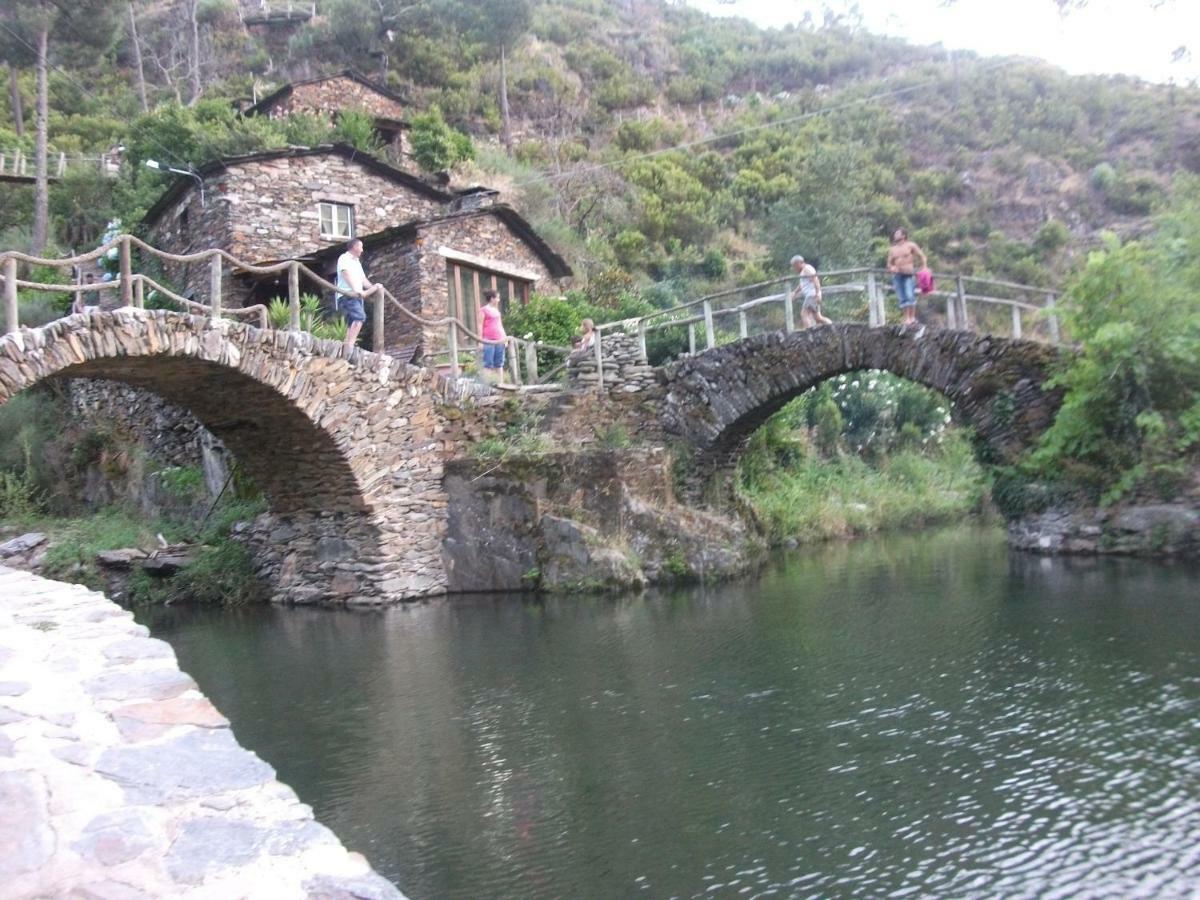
[0,310,458,603]
[660,324,1065,493]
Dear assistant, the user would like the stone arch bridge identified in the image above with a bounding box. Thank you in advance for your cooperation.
[0,309,481,604]
[655,323,1065,493]
[0,313,1065,603]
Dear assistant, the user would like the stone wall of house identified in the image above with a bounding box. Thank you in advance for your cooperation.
[146,153,448,310]
[362,240,427,356]
[143,188,241,310]
[268,78,410,160]
[365,211,565,360]
[272,77,406,124]
[218,154,444,264]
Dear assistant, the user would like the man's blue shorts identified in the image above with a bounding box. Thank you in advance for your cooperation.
[482,341,506,369]
[892,274,917,309]
[335,296,366,323]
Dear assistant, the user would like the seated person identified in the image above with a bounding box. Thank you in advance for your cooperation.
[573,318,596,354]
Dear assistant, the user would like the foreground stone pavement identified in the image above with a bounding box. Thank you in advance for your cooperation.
[0,566,405,899]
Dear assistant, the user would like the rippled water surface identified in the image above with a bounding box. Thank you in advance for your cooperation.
[144,528,1200,898]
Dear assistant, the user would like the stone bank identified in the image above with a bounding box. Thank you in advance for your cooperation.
[0,565,404,898]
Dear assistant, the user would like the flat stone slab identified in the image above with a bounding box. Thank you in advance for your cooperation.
[0,565,406,898]
[0,532,46,558]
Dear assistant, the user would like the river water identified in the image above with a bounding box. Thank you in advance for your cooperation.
[142,528,1200,898]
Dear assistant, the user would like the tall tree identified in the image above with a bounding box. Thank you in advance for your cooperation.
[32,22,48,253]
[5,63,22,137]
[499,47,512,155]
[128,2,149,113]
[0,0,121,252]
[184,0,201,104]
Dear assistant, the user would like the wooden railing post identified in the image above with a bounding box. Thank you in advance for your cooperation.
[447,322,460,378]
[119,236,133,307]
[1046,292,1061,344]
[508,338,521,385]
[702,299,716,350]
[687,321,696,355]
[287,262,301,330]
[738,308,748,340]
[866,271,879,326]
[637,319,648,362]
[524,339,539,384]
[134,275,145,309]
[208,252,222,318]
[946,283,958,329]
[372,286,385,352]
[1011,304,1022,339]
[783,288,795,333]
[956,275,969,331]
[3,257,17,334]
[593,329,604,391]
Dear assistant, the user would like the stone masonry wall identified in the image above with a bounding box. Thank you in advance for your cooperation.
[368,211,564,360]
[147,152,448,306]
[442,449,763,593]
[0,565,405,897]
[272,77,406,123]
[567,331,657,396]
[144,184,239,310]
[218,153,443,264]
[65,379,232,497]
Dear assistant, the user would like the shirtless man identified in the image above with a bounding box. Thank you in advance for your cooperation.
[791,255,831,329]
[886,228,927,328]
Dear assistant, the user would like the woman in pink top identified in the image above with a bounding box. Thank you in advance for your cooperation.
[479,288,506,379]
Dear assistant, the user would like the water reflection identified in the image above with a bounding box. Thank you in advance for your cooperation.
[144,528,1200,898]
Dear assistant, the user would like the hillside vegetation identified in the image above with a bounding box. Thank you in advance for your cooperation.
[2,0,1199,302]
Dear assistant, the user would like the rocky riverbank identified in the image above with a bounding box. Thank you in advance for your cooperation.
[0,565,404,897]
[1008,501,1200,557]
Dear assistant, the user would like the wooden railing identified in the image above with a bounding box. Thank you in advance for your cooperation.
[0,236,569,387]
[0,148,121,180]
[595,267,1063,365]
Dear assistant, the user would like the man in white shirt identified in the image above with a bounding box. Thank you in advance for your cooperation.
[335,238,373,347]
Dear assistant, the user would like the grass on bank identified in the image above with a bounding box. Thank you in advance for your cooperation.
[10,497,267,606]
[739,431,988,544]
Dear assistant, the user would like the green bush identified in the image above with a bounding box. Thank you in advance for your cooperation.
[1027,177,1200,502]
[409,106,474,172]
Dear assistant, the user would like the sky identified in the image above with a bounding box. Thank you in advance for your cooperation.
[685,0,1200,85]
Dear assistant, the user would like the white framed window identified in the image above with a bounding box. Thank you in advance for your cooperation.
[318,201,354,240]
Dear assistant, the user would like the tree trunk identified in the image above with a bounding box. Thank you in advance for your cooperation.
[186,0,201,104]
[499,46,512,155]
[7,63,22,138]
[128,2,149,112]
[32,25,49,255]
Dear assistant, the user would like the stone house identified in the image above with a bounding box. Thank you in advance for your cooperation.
[142,143,571,357]
[242,70,411,160]
[308,196,573,357]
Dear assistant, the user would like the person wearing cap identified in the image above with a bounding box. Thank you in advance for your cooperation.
[791,255,831,329]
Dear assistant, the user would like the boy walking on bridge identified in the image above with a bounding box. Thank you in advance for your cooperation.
[791,255,831,329]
